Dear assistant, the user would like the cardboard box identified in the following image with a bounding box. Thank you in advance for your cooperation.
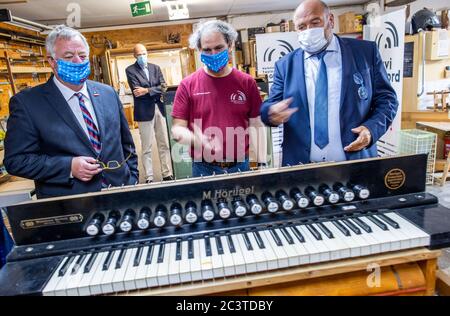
[339,12,363,33]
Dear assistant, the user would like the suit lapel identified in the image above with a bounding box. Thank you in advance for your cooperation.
[338,36,353,111]
[294,49,309,118]
[43,77,96,155]
[135,62,149,84]
[87,82,105,149]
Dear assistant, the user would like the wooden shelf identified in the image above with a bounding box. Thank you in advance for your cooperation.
[0,66,52,74]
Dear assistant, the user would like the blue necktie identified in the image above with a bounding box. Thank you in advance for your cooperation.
[314,50,329,149]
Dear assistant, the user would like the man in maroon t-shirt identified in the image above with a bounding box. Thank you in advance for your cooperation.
[171,20,267,177]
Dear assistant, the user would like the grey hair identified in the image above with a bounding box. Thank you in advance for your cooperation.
[45,25,90,58]
[189,20,238,50]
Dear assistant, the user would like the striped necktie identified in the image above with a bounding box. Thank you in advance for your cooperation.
[75,92,101,154]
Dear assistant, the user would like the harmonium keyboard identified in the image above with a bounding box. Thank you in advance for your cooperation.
[1,154,450,296]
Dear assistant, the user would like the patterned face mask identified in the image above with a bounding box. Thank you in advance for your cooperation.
[200,49,229,73]
[56,59,91,85]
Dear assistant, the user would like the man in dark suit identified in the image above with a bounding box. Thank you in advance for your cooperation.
[125,44,173,183]
[4,25,138,199]
[261,0,398,166]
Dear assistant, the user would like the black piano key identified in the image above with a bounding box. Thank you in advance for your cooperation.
[145,244,154,265]
[352,217,372,233]
[71,254,87,275]
[242,232,253,251]
[226,234,236,253]
[367,215,388,231]
[342,219,361,235]
[102,251,114,271]
[157,243,166,263]
[377,213,400,229]
[253,231,265,249]
[269,228,283,246]
[332,221,351,237]
[306,224,322,240]
[317,222,334,239]
[84,252,98,273]
[188,238,194,259]
[58,256,75,277]
[115,249,126,269]
[133,247,143,267]
[290,226,305,243]
[176,240,182,261]
[204,236,212,257]
[280,227,294,244]
[215,235,224,255]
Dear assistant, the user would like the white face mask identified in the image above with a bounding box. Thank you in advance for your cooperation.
[297,27,330,54]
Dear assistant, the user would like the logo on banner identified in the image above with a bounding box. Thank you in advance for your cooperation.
[263,40,295,62]
[374,21,401,83]
[375,21,399,49]
[230,90,246,104]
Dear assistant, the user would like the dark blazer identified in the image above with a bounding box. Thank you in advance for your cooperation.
[4,77,139,199]
[261,36,398,166]
[125,62,166,121]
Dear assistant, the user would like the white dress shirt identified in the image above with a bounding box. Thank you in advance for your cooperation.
[304,34,346,163]
[53,76,100,139]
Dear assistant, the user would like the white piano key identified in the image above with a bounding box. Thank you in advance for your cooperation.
[199,238,214,280]
[65,253,92,296]
[89,251,111,295]
[77,252,105,296]
[112,248,135,292]
[167,242,181,284]
[190,239,203,281]
[286,227,311,265]
[42,256,70,296]
[321,222,355,258]
[296,226,324,263]
[209,237,225,278]
[234,234,258,273]
[311,223,344,261]
[359,217,399,251]
[219,236,237,276]
[179,241,192,283]
[133,246,150,290]
[245,232,268,271]
[338,220,372,256]
[386,213,430,247]
[156,243,170,286]
[225,235,247,275]
[347,219,382,254]
[252,232,279,270]
[122,248,142,291]
[260,230,289,268]
[373,215,411,249]
[274,228,301,266]
[298,226,330,262]
[53,255,80,296]
[145,244,160,288]
[99,250,120,295]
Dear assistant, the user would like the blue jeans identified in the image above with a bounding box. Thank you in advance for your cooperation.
[192,160,250,177]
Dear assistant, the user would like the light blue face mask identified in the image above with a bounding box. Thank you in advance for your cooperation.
[200,49,229,73]
[137,55,147,67]
[56,59,91,85]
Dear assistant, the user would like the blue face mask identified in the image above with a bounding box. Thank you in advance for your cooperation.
[137,55,147,67]
[200,49,229,73]
[56,59,91,85]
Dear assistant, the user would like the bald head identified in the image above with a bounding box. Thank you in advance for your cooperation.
[293,0,334,42]
[133,43,147,57]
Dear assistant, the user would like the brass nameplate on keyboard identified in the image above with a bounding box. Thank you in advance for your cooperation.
[385,169,406,190]
[20,214,83,229]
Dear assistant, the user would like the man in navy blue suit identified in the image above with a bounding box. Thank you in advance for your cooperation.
[4,25,138,198]
[261,0,398,166]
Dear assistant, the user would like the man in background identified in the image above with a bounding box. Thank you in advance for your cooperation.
[126,44,173,183]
